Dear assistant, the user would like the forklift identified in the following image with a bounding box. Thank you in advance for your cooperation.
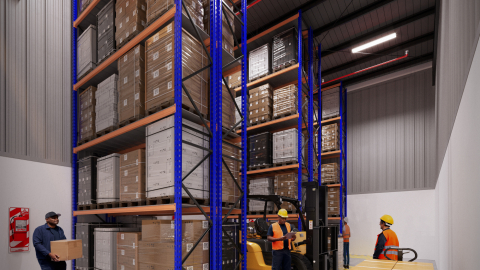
[246,181,338,270]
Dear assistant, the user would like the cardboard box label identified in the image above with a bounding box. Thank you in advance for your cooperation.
[203,242,208,250]
[124,55,127,62]
[126,17,130,23]
[153,34,159,43]
[153,52,159,60]
[121,233,125,239]
[153,70,159,78]
[121,265,124,270]
[166,62,172,71]
[186,243,193,252]
[121,249,125,255]
[153,88,159,96]
[166,43,172,52]
[168,81,172,89]
[202,221,208,229]
[135,69,139,77]
[167,24,172,32]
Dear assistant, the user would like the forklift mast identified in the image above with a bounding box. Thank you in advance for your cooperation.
[303,181,339,270]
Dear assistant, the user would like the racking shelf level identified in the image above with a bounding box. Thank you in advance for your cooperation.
[242,164,299,179]
[74,7,210,92]
[74,0,109,29]
[234,63,300,93]
[73,205,242,217]
[236,114,299,135]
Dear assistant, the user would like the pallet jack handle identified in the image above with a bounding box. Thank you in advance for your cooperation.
[384,247,418,262]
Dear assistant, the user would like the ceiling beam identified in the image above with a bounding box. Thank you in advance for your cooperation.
[320,7,435,58]
[246,0,328,39]
[322,32,434,76]
[312,0,395,37]
[325,53,434,88]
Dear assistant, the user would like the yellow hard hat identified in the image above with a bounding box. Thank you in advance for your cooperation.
[278,209,288,218]
[380,215,394,226]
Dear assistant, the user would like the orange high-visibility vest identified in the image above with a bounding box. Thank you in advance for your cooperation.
[376,228,399,260]
[271,222,291,250]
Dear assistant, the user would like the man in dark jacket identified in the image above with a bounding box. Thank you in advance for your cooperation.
[33,212,67,270]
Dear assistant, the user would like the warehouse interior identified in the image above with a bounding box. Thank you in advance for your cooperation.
[0,0,479,269]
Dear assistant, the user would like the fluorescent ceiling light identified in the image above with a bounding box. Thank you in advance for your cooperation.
[352,33,397,53]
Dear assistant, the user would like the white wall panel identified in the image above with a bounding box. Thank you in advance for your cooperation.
[346,68,436,194]
[0,0,71,166]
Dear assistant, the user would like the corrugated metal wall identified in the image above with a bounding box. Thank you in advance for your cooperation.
[347,68,436,194]
[0,0,71,166]
[436,0,480,178]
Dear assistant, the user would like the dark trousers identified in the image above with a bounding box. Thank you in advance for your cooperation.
[272,249,291,270]
[343,242,350,266]
[38,259,67,270]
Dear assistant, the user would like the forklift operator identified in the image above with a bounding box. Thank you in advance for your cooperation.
[267,209,296,270]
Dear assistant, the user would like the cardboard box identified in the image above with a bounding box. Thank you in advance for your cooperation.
[97,153,121,203]
[120,149,146,201]
[147,0,204,30]
[51,240,83,261]
[115,0,147,48]
[248,132,272,168]
[272,128,302,164]
[77,25,97,79]
[273,84,297,118]
[228,70,242,89]
[141,220,209,243]
[97,0,116,63]
[117,232,142,270]
[78,156,98,205]
[249,43,271,82]
[272,27,298,72]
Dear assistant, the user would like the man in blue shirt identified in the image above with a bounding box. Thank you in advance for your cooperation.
[33,212,67,270]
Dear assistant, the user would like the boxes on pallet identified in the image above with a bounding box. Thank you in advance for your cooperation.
[321,163,339,184]
[248,84,273,125]
[322,87,339,119]
[97,153,120,203]
[228,70,242,89]
[147,0,204,30]
[222,142,241,204]
[146,115,209,199]
[272,27,298,72]
[273,84,297,118]
[79,86,97,142]
[327,186,340,216]
[119,149,146,202]
[248,178,274,212]
[145,22,208,116]
[116,232,142,270]
[97,0,116,63]
[78,156,98,205]
[139,220,209,269]
[248,132,272,168]
[222,83,236,129]
[273,173,307,211]
[77,25,97,79]
[94,227,139,270]
[249,44,271,82]
[115,0,147,48]
[222,224,239,268]
[76,223,104,270]
[321,123,339,152]
[118,44,146,125]
[96,74,119,133]
[272,128,303,165]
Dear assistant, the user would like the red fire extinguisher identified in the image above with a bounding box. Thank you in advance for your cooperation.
[10,215,28,242]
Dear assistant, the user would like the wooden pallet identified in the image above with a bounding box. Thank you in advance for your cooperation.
[78,135,96,146]
[77,66,95,81]
[97,50,116,65]
[328,214,341,217]
[249,72,269,83]
[96,125,117,137]
[222,201,238,208]
[249,117,271,126]
[147,98,208,119]
[146,195,209,206]
[321,114,340,121]
[248,164,272,171]
[273,160,297,167]
[322,148,340,154]
[97,201,120,209]
[119,115,144,128]
[77,204,97,211]
[117,30,141,49]
[273,60,297,73]
[119,200,146,208]
[273,111,297,120]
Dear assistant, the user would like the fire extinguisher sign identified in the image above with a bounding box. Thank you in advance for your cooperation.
[9,207,30,253]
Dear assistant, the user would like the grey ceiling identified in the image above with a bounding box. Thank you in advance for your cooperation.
[240,0,436,85]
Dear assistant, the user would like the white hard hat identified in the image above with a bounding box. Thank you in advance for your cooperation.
[343,217,348,223]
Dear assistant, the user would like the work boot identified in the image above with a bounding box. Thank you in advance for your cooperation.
[343,265,346,269]
[346,265,350,269]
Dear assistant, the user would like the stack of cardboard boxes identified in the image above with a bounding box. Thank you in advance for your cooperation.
[273,173,306,212]
[118,44,146,125]
[327,186,340,216]
[146,115,209,199]
[139,220,209,269]
[249,44,271,82]
[119,149,146,202]
[78,156,98,206]
[222,143,241,204]
[248,178,274,212]
[248,132,272,169]
[116,232,142,270]
[272,128,301,165]
[322,87,340,119]
[321,163,339,184]
[76,223,101,270]
[273,84,297,119]
[145,22,208,116]
[95,74,119,134]
[248,84,273,125]
[115,0,147,48]
[272,27,297,72]
[94,227,139,270]
[321,123,339,152]
[79,86,97,143]
[228,70,242,90]
[97,153,120,203]
[77,25,97,79]
[97,0,116,63]
[147,0,204,30]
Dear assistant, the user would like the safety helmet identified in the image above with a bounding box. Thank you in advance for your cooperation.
[343,217,348,224]
[278,209,288,218]
[380,215,394,226]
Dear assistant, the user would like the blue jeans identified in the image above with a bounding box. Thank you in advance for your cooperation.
[272,249,291,270]
[38,259,67,270]
[343,242,350,266]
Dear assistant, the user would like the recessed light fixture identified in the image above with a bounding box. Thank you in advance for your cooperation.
[352,33,397,53]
